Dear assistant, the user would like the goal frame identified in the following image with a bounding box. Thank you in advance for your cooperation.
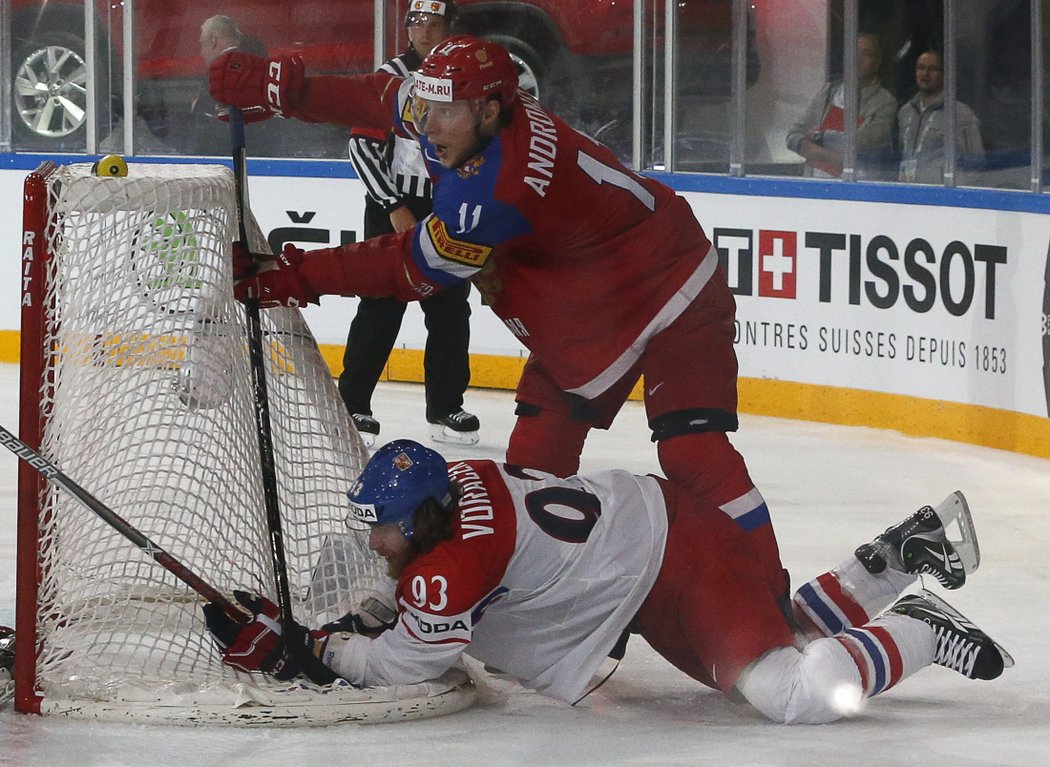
[13,160,474,724]
[15,160,57,715]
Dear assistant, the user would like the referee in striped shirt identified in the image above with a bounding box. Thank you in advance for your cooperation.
[341,0,479,447]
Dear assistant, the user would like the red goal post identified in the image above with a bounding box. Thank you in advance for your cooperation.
[13,160,473,724]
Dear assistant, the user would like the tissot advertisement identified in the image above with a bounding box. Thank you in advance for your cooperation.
[2,169,1047,420]
[690,192,1048,419]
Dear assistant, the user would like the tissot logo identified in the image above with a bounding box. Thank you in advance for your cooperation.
[714,227,1007,320]
[758,230,797,298]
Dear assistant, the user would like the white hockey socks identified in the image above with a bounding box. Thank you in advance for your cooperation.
[793,556,915,638]
[738,612,935,724]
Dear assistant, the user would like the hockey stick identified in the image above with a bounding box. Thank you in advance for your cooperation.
[0,423,250,623]
[227,107,298,633]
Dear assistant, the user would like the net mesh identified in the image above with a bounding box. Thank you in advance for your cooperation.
[25,163,399,715]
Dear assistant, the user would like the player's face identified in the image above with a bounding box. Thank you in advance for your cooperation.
[412,96,499,168]
[199,31,221,64]
[368,523,414,577]
[407,15,450,58]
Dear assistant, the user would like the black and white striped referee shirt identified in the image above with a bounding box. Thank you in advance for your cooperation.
[348,49,433,211]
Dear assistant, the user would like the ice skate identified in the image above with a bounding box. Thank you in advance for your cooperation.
[890,590,1013,680]
[351,413,380,448]
[428,410,480,445]
[0,625,13,683]
[855,491,979,589]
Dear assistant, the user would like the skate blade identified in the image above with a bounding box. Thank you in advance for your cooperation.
[932,491,980,575]
[917,589,1014,669]
[429,423,480,446]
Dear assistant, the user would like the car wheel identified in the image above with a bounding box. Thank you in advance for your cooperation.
[11,32,89,149]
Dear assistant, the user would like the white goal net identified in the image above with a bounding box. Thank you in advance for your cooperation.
[14,161,473,724]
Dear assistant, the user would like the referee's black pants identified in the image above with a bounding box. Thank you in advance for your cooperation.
[338,195,472,422]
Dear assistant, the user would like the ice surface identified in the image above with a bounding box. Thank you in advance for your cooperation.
[1,364,1047,766]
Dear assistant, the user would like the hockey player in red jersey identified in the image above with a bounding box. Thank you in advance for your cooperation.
[211,36,770,588]
[203,440,1011,723]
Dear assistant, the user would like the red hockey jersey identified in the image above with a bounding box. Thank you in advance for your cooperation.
[294,74,720,398]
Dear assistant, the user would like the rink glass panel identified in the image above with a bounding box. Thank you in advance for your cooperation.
[3,1,1045,190]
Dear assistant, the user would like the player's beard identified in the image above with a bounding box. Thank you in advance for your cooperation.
[384,549,415,579]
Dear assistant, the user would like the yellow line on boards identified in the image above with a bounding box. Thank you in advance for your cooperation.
[320,346,1050,460]
[3,329,1046,460]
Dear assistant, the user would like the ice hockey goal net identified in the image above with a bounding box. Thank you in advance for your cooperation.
[13,161,473,724]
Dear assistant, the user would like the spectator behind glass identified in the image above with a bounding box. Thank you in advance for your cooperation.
[199,15,245,64]
[786,33,896,180]
[191,15,267,155]
[898,50,984,185]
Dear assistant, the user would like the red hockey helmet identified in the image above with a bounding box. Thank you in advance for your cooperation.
[414,35,519,108]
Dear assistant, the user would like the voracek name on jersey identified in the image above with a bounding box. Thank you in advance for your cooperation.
[713,227,1007,319]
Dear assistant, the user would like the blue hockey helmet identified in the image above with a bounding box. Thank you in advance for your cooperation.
[346,440,451,539]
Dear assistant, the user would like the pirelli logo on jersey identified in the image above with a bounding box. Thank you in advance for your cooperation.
[426,216,492,268]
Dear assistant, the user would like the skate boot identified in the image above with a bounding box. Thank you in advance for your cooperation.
[890,590,1013,680]
[428,410,480,446]
[350,413,380,448]
[855,491,979,589]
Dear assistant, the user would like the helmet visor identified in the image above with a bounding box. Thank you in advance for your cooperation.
[410,92,481,134]
[406,11,448,28]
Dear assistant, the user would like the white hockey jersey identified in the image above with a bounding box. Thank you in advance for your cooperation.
[324,460,669,702]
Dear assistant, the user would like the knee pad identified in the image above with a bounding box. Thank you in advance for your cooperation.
[649,407,738,443]
[738,642,864,724]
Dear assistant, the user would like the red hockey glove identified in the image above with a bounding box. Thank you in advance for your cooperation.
[209,51,305,119]
[233,243,318,308]
[231,241,260,280]
[230,240,302,280]
[202,591,287,675]
[202,591,338,684]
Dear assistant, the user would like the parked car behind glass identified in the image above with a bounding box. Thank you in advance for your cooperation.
[9,0,758,156]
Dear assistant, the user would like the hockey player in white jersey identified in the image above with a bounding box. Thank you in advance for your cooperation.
[204,440,1011,724]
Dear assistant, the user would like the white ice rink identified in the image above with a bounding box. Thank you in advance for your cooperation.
[1,363,1048,766]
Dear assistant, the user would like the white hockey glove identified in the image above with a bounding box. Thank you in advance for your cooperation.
[321,590,398,638]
